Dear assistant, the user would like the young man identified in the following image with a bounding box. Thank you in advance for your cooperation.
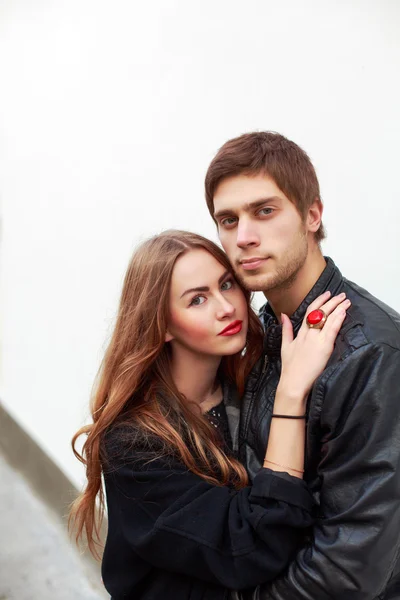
[205,132,400,599]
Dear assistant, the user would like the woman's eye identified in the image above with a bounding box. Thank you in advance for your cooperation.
[190,295,206,307]
[221,279,234,291]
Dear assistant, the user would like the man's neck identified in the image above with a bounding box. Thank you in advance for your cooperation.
[265,249,326,321]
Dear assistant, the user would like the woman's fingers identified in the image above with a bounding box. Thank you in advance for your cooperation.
[297,292,347,338]
[281,313,294,348]
[279,297,351,399]
[305,290,332,314]
[321,300,351,344]
[306,292,347,319]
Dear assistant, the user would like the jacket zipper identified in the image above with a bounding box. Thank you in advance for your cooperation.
[241,354,270,444]
[255,354,269,393]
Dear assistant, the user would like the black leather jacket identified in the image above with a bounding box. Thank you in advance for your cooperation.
[234,258,400,600]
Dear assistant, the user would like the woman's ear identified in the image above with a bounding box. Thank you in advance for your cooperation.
[165,331,174,342]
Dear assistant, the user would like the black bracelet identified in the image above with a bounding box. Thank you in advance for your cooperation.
[271,414,306,419]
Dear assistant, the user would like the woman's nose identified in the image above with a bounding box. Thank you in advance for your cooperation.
[216,298,235,319]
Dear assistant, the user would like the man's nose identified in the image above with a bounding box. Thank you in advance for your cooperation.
[236,219,260,249]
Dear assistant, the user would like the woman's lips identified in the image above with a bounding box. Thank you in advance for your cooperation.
[218,320,243,336]
[241,258,267,270]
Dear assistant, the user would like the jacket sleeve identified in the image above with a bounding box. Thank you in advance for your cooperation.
[103,432,314,590]
[257,343,400,600]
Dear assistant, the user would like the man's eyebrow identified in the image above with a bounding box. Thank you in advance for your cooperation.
[180,270,230,298]
[214,196,281,219]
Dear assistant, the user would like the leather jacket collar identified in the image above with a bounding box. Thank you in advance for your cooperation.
[259,257,344,357]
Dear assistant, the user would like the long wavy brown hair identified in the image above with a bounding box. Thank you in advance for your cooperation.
[69,230,263,558]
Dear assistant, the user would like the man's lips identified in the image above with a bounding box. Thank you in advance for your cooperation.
[240,257,268,271]
[218,320,243,336]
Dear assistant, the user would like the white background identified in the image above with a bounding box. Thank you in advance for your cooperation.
[0,0,399,486]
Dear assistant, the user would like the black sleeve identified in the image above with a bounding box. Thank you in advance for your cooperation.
[257,343,400,600]
[103,432,314,590]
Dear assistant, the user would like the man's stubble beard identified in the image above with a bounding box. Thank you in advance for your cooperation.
[235,230,309,294]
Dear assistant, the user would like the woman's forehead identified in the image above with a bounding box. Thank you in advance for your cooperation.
[171,249,228,295]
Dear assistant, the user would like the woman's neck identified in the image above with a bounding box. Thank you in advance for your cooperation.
[169,344,222,413]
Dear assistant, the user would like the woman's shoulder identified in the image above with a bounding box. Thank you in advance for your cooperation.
[101,421,168,470]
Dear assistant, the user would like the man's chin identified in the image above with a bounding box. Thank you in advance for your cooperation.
[236,271,273,293]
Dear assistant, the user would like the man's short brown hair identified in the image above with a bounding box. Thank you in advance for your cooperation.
[205,131,326,242]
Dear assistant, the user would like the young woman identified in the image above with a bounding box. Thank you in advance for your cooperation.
[70,230,350,600]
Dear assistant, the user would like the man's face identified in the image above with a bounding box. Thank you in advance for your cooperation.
[213,173,309,293]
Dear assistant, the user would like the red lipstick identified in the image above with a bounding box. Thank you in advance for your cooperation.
[218,320,243,336]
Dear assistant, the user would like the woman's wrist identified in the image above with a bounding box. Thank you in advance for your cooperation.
[274,385,307,415]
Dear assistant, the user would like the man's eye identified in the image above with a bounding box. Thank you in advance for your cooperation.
[221,279,234,291]
[190,295,206,307]
[220,217,237,227]
[258,208,273,216]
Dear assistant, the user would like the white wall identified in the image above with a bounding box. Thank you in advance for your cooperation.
[0,0,399,486]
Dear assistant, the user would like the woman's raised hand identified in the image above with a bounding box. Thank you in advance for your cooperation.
[278,291,351,402]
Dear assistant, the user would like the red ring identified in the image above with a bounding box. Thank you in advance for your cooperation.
[307,309,326,328]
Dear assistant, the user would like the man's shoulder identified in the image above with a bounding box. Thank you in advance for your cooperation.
[341,277,400,352]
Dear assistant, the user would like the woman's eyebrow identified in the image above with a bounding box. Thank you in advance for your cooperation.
[180,271,230,298]
[180,285,209,298]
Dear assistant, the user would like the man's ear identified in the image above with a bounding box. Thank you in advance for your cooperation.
[165,331,174,343]
[307,198,323,234]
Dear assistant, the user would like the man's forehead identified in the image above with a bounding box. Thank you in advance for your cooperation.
[213,174,284,214]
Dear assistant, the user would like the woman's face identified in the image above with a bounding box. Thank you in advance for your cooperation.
[167,248,248,358]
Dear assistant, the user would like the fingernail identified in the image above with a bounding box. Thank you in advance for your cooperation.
[339,292,346,298]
